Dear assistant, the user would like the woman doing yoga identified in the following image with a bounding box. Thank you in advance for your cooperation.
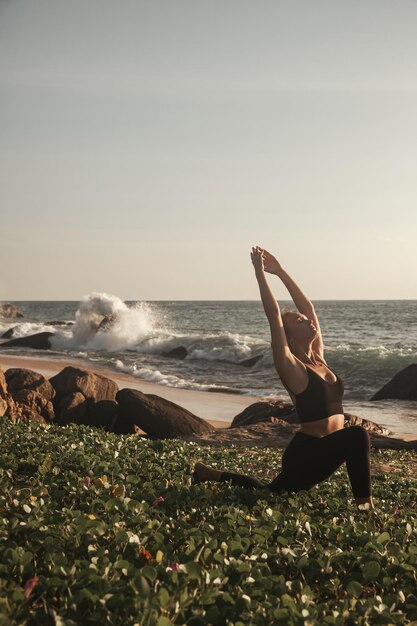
[193,246,375,512]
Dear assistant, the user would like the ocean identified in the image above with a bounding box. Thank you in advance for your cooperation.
[1,295,417,436]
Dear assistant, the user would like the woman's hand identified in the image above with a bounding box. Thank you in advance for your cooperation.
[260,248,283,275]
[250,246,265,273]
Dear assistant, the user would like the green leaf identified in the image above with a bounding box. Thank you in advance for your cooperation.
[346,581,363,597]
[362,561,381,580]
[376,532,391,544]
[185,562,202,580]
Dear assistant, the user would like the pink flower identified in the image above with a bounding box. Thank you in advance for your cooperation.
[24,576,39,598]
[84,476,92,488]
[170,562,180,572]
[392,504,399,514]
[152,496,165,506]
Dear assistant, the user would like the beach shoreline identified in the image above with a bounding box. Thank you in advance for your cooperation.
[1,353,417,443]
[0,353,266,428]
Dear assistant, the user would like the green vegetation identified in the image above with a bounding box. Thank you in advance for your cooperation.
[0,416,416,626]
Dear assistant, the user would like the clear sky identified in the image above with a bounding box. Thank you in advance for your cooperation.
[1,0,416,300]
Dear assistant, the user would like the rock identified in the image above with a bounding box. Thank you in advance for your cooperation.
[5,368,55,401]
[97,315,117,332]
[368,433,417,451]
[182,419,297,448]
[1,327,16,339]
[0,367,8,415]
[116,388,215,437]
[162,346,188,359]
[50,367,119,428]
[1,332,54,350]
[55,392,87,425]
[371,364,417,401]
[0,304,24,318]
[45,320,74,326]
[231,400,295,428]
[14,389,55,422]
[89,400,118,429]
[239,355,264,368]
[49,367,119,403]
[343,412,392,436]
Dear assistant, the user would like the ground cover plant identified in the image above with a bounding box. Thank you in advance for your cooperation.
[0,416,416,626]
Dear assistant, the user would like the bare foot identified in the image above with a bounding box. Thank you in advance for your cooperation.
[194,462,223,482]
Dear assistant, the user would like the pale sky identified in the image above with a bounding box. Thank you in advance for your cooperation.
[1,0,416,300]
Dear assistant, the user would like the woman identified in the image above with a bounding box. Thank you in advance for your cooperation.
[193,246,375,512]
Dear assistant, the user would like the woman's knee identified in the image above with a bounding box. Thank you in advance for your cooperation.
[347,425,370,451]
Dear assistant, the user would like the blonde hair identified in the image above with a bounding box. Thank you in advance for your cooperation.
[281,307,298,344]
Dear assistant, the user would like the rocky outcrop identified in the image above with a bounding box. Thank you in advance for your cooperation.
[116,388,215,437]
[1,332,54,350]
[371,364,417,401]
[5,368,55,401]
[343,412,392,436]
[231,401,392,436]
[50,366,119,428]
[0,304,23,319]
[231,400,295,428]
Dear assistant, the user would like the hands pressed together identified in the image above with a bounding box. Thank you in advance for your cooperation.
[250,246,283,275]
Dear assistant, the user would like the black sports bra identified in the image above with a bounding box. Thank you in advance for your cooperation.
[284,365,345,423]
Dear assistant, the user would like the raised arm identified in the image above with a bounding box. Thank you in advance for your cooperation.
[251,247,306,388]
[261,249,324,359]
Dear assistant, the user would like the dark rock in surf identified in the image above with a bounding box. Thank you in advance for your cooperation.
[162,346,188,359]
[239,355,264,368]
[5,368,56,401]
[1,332,54,350]
[370,364,417,401]
[0,304,23,319]
[45,320,74,326]
[1,327,16,339]
[116,388,215,437]
[231,400,295,428]
[97,315,117,332]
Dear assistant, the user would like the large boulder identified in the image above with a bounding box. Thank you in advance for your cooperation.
[1,332,54,350]
[371,364,417,401]
[13,389,55,422]
[116,388,215,437]
[50,367,119,403]
[0,365,48,426]
[0,304,23,319]
[231,400,295,428]
[50,367,119,428]
[5,368,55,401]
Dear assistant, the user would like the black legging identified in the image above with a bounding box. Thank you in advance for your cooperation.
[220,425,372,499]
